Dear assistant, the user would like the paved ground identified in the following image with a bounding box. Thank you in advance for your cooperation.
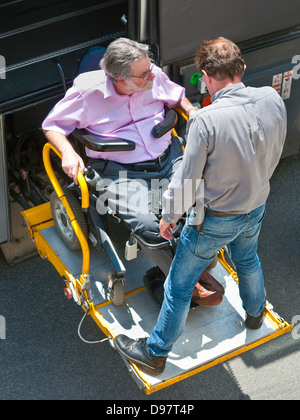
[0,153,299,401]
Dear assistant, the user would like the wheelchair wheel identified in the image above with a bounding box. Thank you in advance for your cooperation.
[50,187,89,251]
[108,274,125,307]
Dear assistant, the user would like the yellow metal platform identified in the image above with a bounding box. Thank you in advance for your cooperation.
[22,202,293,395]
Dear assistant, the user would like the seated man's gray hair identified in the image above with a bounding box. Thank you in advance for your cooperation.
[100,38,151,82]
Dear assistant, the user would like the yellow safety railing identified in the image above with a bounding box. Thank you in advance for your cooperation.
[42,143,90,276]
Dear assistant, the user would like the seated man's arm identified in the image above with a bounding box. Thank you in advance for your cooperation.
[43,130,85,185]
[175,96,198,118]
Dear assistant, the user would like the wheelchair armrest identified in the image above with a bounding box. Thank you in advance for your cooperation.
[152,109,178,138]
[72,129,135,152]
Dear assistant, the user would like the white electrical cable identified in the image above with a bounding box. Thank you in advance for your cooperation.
[77,312,108,345]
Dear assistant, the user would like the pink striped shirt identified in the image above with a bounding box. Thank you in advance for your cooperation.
[42,65,185,163]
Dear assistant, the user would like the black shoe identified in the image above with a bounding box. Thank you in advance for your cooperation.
[113,334,167,376]
[245,312,264,330]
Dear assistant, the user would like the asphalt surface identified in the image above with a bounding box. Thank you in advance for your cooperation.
[0,153,299,401]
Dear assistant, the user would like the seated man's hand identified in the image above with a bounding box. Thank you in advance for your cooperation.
[61,148,85,185]
[43,130,85,185]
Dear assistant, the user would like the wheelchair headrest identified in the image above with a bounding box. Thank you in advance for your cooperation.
[76,46,107,76]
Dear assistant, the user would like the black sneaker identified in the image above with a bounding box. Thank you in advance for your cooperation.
[113,334,167,376]
[245,312,264,330]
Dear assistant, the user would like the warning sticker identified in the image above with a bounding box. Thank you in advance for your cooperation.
[272,73,282,95]
[281,70,293,100]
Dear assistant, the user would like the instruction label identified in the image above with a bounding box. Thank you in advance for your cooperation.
[272,71,293,100]
[281,70,293,100]
[272,73,283,95]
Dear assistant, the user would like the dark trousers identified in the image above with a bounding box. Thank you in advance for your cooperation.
[88,137,183,276]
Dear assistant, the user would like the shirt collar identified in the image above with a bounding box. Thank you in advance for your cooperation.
[211,82,245,103]
[103,73,117,99]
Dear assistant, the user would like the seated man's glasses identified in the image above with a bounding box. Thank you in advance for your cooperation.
[130,64,154,81]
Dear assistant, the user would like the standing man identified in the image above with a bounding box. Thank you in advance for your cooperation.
[114,37,287,376]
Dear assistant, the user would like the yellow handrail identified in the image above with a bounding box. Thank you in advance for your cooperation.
[174,107,189,122]
[172,108,189,146]
[43,142,90,275]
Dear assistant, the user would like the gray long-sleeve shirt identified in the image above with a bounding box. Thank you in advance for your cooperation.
[162,82,287,223]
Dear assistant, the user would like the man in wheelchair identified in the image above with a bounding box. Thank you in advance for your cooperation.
[42,38,220,305]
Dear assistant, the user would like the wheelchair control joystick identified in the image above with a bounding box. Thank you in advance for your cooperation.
[84,166,102,189]
[85,166,95,179]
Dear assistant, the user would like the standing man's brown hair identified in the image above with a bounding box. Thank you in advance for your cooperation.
[195,37,245,81]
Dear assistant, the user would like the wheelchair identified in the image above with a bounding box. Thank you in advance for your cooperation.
[47,112,182,307]
[47,46,186,307]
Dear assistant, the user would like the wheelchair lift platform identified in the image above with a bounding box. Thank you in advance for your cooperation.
[22,202,293,395]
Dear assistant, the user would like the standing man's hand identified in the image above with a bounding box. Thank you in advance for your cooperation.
[159,218,176,240]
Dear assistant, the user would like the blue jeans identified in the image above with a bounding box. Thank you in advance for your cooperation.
[147,204,266,357]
